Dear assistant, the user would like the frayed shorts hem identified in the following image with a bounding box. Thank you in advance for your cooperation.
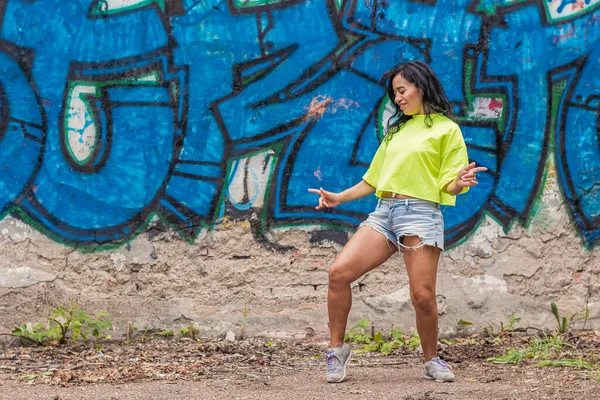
[360,222,443,252]
[359,198,445,252]
[359,221,399,250]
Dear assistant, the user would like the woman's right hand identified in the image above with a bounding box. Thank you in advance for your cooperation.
[307,188,342,210]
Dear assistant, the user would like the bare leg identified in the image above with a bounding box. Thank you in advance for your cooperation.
[402,236,442,362]
[328,226,397,348]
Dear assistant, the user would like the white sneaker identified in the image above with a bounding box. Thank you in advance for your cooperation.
[326,344,352,383]
[424,356,455,382]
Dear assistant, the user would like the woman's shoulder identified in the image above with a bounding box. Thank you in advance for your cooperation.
[432,114,460,129]
[428,115,461,138]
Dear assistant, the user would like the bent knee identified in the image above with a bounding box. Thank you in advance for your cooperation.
[411,290,436,312]
[328,261,354,286]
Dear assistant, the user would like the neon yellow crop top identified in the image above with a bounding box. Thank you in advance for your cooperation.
[362,114,469,206]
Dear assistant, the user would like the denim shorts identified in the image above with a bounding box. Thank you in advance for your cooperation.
[359,198,445,251]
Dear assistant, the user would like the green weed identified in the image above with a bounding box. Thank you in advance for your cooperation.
[503,313,521,332]
[179,323,199,339]
[488,333,599,373]
[488,348,526,364]
[344,319,408,355]
[481,313,521,336]
[536,358,596,371]
[12,305,112,345]
[344,319,372,345]
[408,331,421,351]
[457,319,474,329]
[488,334,566,364]
[551,302,589,334]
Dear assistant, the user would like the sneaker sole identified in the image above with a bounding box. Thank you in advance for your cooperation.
[327,351,352,383]
[424,374,454,383]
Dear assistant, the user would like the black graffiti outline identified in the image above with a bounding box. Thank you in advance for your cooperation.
[0,37,47,216]
[2,2,202,246]
[468,0,599,25]
[551,55,600,245]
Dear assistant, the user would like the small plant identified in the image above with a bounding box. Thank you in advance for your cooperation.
[408,332,421,351]
[12,305,112,345]
[141,325,155,335]
[179,323,199,339]
[488,333,599,373]
[551,302,568,334]
[155,329,174,337]
[344,319,372,345]
[481,323,495,337]
[502,313,521,332]
[457,319,474,330]
[551,302,590,334]
[11,323,56,344]
[49,305,112,344]
[488,348,526,364]
[345,320,405,355]
[363,332,388,354]
[481,313,521,336]
[391,328,405,344]
[536,358,596,371]
[488,334,566,364]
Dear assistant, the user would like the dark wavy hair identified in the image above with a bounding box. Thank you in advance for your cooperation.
[384,60,452,141]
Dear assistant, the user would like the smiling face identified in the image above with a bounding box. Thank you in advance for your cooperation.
[391,74,424,116]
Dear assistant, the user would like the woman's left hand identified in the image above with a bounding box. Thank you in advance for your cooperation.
[456,162,488,188]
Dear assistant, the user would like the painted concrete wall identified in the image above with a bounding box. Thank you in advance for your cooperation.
[0,0,599,338]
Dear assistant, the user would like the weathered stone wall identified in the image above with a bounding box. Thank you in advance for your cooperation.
[0,1,599,338]
[1,180,598,339]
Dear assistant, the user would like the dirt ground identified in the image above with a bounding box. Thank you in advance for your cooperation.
[1,332,599,400]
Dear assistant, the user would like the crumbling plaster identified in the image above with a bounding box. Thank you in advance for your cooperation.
[1,186,597,339]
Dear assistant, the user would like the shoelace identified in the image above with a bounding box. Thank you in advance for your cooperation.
[430,357,453,370]
[326,351,339,372]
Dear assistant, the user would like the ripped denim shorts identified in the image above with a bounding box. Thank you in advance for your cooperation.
[359,198,444,251]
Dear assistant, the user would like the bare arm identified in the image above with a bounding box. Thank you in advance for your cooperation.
[308,180,375,210]
[445,162,488,196]
[337,180,376,204]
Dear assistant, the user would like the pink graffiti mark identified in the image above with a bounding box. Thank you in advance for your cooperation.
[42,99,52,106]
[305,96,360,121]
[552,26,576,44]
[572,0,587,10]
[489,98,503,110]
[331,98,360,113]
[314,165,323,181]
[305,95,333,122]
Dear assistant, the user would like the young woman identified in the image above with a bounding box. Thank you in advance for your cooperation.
[308,60,487,383]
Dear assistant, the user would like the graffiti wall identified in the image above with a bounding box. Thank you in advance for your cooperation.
[0,0,599,337]
[0,0,598,249]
